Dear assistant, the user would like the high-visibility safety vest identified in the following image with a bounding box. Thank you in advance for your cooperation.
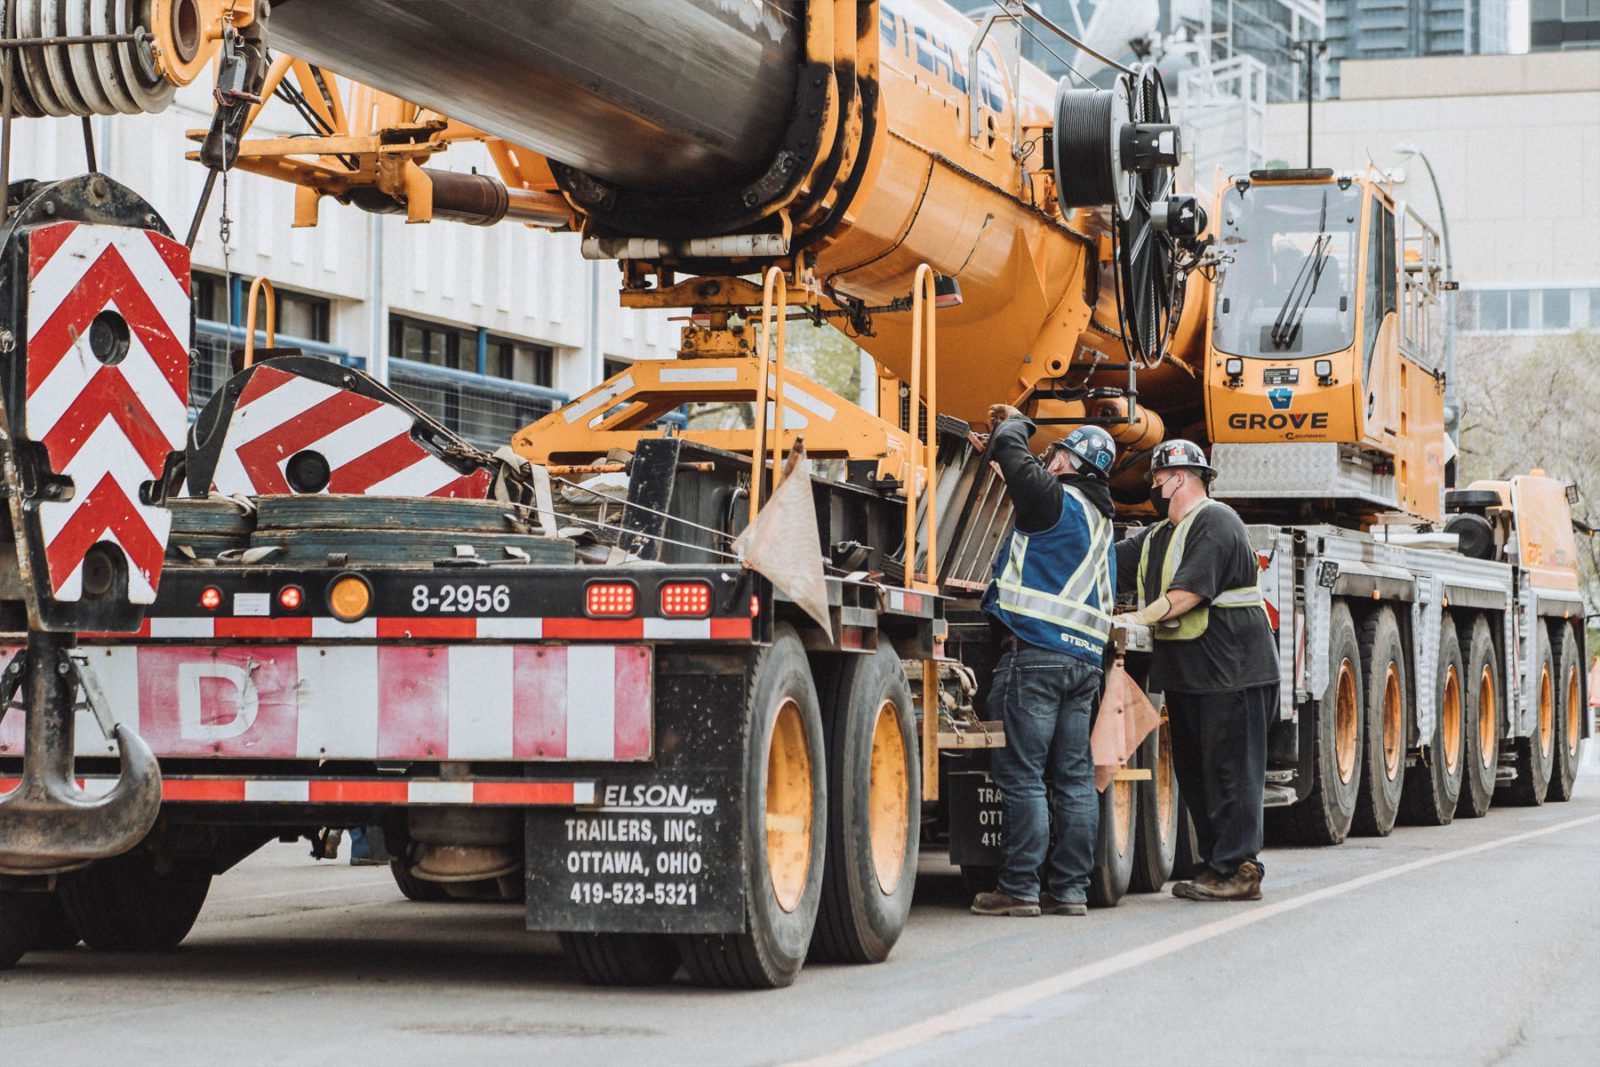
[1135,497,1265,641]
[987,485,1115,664]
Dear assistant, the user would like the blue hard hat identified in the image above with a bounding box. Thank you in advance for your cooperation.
[1055,425,1116,479]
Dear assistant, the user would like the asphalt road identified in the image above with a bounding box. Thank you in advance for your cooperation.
[3,761,1597,1067]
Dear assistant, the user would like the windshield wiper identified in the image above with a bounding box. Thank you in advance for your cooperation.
[1269,190,1331,349]
[1270,234,1331,349]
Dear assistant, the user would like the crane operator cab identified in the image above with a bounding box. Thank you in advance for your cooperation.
[1204,169,1450,524]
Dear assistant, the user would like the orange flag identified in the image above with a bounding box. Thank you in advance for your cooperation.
[1092,663,1161,792]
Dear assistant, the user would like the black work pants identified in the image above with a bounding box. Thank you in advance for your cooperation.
[1166,683,1276,876]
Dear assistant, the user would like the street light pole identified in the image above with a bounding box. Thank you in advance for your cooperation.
[1395,142,1459,450]
[1292,39,1326,168]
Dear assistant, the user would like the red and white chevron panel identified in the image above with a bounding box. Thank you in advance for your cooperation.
[0,776,595,807]
[25,222,190,603]
[0,643,652,763]
[208,364,490,498]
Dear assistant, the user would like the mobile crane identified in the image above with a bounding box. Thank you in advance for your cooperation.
[0,0,1586,988]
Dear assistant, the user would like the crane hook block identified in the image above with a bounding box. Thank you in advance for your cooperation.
[0,175,190,634]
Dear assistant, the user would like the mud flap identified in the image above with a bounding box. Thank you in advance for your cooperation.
[523,652,749,934]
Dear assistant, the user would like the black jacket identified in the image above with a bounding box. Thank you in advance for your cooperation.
[989,416,1115,532]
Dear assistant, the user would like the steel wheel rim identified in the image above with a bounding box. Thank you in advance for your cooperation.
[765,698,813,914]
[1478,664,1497,770]
[1335,658,1359,783]
[867,700,909,895]
[1566,664,1581,757]
[1382,663,1403,780]
[1538,665,1554,761]
[1441,664,1462,775]
[1111,779,1134,855]
[1156,713,1176,832]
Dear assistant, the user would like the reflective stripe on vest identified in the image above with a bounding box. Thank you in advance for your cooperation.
[994,486,1113,645]
[1135,497,1264,641]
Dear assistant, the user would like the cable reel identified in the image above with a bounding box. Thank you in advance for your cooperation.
[1052,66,1202,368]
[2,0,176,117]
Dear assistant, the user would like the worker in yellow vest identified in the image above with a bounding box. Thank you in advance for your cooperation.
[1111,440,1278,902]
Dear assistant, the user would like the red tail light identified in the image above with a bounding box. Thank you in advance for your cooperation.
[585,581,637,617]
[199,586,223,611]
[659,581,711,617]
[278,585,304,611]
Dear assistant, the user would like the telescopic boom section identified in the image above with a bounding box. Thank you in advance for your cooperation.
[266,0,803,195]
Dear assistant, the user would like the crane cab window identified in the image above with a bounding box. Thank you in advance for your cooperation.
[1212,181,1362,358]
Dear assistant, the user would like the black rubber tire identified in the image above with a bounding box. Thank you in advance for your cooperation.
[808,644,919,964]
[959,864,998,900]
[678,624,826,989]
[1504,626,1555,806]
[58,851,212,952]
[1547,626,1583,803]
[1456,616,1500,819]
[559,932,681,986]
[1271,601,1363,845]
[1,891,51,970]
[1086,773,1137,908]
[1352,607,1408,837]
[1400,616,1465,826]
[27,891,80,951]
[1129,713,1178,893]
[389,859,453,902]
[1171,800,1202,880]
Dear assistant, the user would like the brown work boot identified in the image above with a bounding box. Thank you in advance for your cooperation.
[1170,864,1222,900]
[970,890,1041,917]
[1039,892,1089,916]
[1178,860,1263,902]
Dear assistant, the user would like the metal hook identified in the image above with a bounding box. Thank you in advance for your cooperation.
[0,634,161,875]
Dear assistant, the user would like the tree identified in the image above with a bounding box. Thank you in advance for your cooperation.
[1455,330,1600,613]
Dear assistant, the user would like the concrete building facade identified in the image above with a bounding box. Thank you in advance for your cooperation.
[12,85,675,447]
[1325,1,1511,95]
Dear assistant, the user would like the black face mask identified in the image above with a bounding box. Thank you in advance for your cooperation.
[1149,475,1179,520]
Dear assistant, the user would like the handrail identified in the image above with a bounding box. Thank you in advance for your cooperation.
[242,276,276,368]
[748,265,789,525]
[905,264,939,591]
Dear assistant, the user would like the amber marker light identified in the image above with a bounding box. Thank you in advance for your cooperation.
[328,574,373,622]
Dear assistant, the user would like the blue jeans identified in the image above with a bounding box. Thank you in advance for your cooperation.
[988,646,1101,903]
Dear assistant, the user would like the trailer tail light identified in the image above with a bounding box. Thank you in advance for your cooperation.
[278,585,304,612]
[328,574,373,622]
[199,586,223,611]
[586,581,636,617]
[751,594,761,617]
[659,581,711,617]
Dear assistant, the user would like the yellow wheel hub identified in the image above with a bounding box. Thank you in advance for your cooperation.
[1538,664,1554,761]
[867,701,909,896]
[765,698,814,914]
[1381,663,1403,780]
[1566,664,1582,757]
[1478,665,1497,770]
[1335,659,1359,784]
[1441,664,1462,776]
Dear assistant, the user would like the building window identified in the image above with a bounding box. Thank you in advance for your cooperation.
[1477,291,1508,332]
[1461,287,1598,334]
[191,270,330,342]
[487,335,555,387]
[1507,290,1531,331]
[603,357,632,380]
[389,314,474,372]
[1543,289,1571,330]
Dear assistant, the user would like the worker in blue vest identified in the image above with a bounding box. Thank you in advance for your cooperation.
[1112,440,1278,902]
[972,405,1117,918]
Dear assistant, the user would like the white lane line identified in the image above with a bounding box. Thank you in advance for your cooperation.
[792,812,1600,1067]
